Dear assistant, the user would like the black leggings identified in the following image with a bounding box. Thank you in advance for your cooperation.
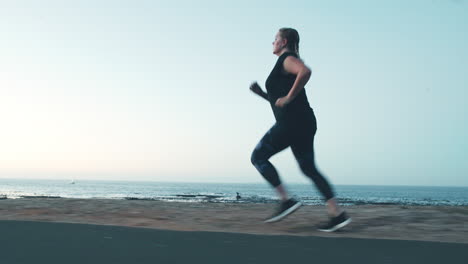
[250,116,335,201]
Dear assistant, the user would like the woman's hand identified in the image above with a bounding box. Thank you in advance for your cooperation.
[275,96,292,108]
[250,81,269,101]
[249,82,262,94]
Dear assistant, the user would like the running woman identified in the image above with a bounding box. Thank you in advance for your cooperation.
[250,28,351,232]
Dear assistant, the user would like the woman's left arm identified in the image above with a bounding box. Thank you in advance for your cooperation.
[275,56,312,108]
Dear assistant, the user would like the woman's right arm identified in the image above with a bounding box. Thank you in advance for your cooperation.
[249,82,269,101]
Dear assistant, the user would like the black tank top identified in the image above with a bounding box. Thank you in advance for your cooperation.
[265,52,313,124]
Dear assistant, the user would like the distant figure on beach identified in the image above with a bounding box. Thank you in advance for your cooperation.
[249,28,351,232]
[236,192,241,200]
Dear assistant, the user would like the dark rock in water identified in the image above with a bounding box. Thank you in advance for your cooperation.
[175,194,223,199]
[20,195,61,199]
[0,195,7,200]
[124,197,155,201]
[204,195,222,199]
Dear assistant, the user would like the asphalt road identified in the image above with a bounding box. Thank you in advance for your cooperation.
[0,220,466,264]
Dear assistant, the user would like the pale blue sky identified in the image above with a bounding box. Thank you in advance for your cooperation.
[0,0,467,186]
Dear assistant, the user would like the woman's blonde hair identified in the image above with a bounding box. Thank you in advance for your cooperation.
[279,28,300,57]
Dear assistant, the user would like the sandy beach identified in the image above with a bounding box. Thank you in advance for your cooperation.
[1,198,467,244]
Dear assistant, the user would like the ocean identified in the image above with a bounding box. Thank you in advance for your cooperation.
[1,178,467,206]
